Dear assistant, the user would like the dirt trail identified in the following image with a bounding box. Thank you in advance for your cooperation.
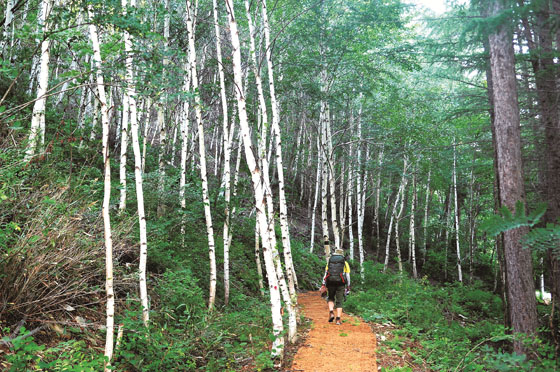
[290,291,377,372]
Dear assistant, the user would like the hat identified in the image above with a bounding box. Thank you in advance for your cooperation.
[334,248,344,256]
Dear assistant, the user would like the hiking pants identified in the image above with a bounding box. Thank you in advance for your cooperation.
[327,283,345,308]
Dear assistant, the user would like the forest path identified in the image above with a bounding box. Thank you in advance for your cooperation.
[290,291,378,372]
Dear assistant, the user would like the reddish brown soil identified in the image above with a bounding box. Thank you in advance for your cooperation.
[290,292,377,372]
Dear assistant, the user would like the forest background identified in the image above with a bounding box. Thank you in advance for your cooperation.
[1,0,560,370]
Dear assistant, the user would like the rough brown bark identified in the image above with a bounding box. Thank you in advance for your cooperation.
[520,0,560,343]
[488,0,538,354]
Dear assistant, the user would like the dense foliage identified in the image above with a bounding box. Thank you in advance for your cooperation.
[1,0,560,369]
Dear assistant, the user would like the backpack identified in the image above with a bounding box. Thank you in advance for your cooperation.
[326,255,346,284]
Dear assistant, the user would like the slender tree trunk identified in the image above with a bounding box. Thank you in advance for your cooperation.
[213,0,233,306]
[0,0,15,56]
[375,147,383,260]
[186,0,217,311]
[25,0,52,161]
[156,0,170,217]
[310,137,321,253]
[88,11,115,369]
[348,140,354,260]
[242,0,295,341]
[394,179,406,275]
[141,98,151,172]
[384,157,408,272]
[453,139,463,282]
[261,0,298,297]
[180,72,192,236]
[320,105,330,260]
[123,0,149,326]
[422,166,431,267]
[468,159,475,284]
[225,0,284,358]
[118,82,129,211]
[356,101,366,275]
[488,0,538,353]
[325,106,340,251]
[410,164,417,278]
[444,187,451,280]
[255,223,265,296]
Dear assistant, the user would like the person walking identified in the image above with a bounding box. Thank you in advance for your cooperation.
[321,248,351,325]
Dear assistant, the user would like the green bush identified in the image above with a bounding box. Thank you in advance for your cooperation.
[348,263,559,371]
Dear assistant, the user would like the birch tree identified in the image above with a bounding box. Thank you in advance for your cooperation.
[409,164,417,278]
[310,137,321,252]
[452,140,463,282]
[261,0,298,293]
[87,8,114,368]
[156,0,170,217]
[122,0,150,325]
[213,0,234,305]
[224,0,284,358]
[25,0,53,161]
[384,157,408,272]
[0,0,15,56]
[422,166,431,266]
[186,0,217,311]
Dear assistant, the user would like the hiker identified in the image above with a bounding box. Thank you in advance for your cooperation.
[321,248,351,325]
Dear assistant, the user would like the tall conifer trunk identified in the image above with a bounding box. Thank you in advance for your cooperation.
[488,0,538,353]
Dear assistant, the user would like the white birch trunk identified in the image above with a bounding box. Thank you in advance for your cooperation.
[0,0,15,55]
[348,140,354,260]
[339,159,346,248]
[224,0,284,357]
[118,91,129,211]
[375,148,383,259]
[156,0,170,215]
[25,0,52,161]
[320,106,330,260]
[383,157,408,272]
[243,0,295,342]
[410,164,417,278]
[141,98,151,172]
[453,140,463,282]
[180,73,192,233]
[325,105,340,251]
[310,137,321,252]
[394,181,405,275]
[87,11,115,368]
[422,166,431,266]
[444,188,452,280]
[356,103,365,275]
[186,0,217,310]
[123,0,149,326]
[213,0,233,305]
[260,0,298,297]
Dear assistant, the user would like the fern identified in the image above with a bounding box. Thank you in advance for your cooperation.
[480,201,546,237]
[523,224,560,255]
[481,202,560,256]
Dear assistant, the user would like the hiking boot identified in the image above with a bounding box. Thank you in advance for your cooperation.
[328,311,335,323]
[335,317,341,325]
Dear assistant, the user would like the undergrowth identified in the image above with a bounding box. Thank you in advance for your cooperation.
[347,262,559,371]
[1,138,321,371]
